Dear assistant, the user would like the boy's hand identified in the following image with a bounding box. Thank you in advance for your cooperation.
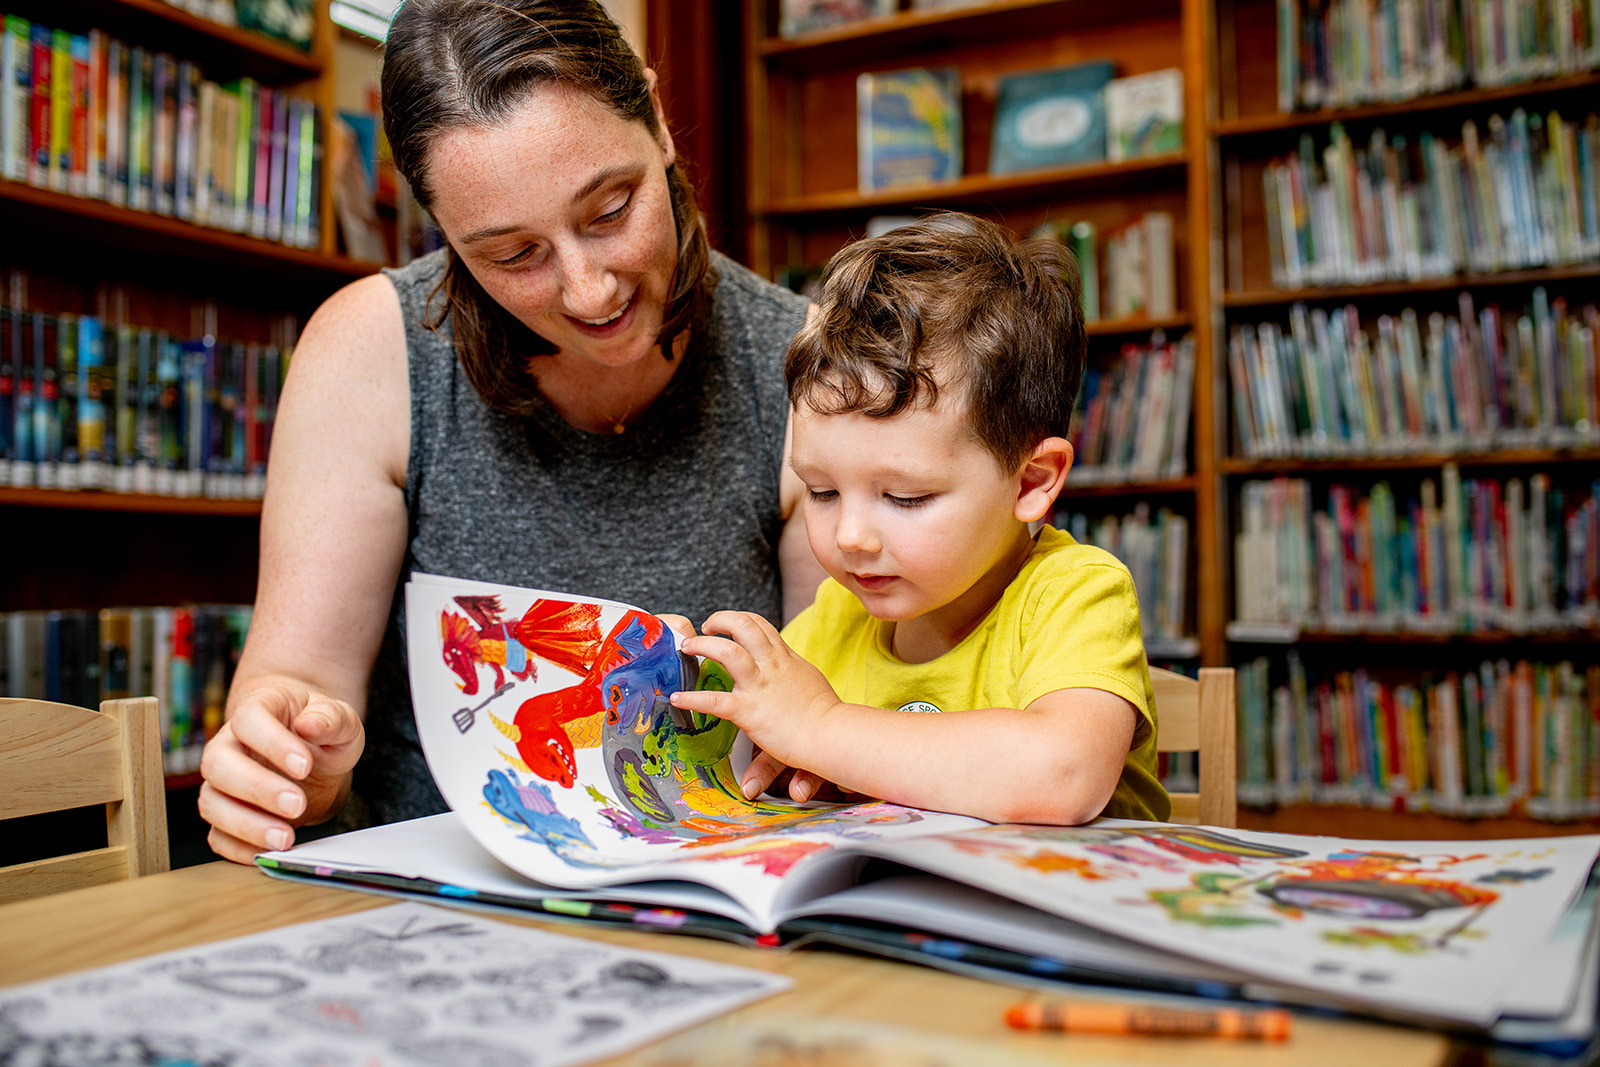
[672,610,842,799]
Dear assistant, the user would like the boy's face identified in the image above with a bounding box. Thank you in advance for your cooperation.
[791,396,1033,627]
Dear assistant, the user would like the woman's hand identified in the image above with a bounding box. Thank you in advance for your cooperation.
[197,680,365,864]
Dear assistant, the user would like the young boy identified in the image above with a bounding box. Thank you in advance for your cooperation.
[672,212,1168,825]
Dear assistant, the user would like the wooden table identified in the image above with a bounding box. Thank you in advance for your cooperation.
[0,862,1453,1066]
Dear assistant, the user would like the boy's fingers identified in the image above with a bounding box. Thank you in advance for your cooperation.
[740,748,790,800]
[679,635,754,678]
[701,611,780,654]
[656,613,698,643]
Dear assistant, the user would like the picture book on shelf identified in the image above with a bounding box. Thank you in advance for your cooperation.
[1103,68,1183,162]
[856,66,962,193]
[259,571,1600,1044]
[989,60,1113,176]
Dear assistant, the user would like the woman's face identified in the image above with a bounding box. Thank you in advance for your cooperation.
[427,79,679,370]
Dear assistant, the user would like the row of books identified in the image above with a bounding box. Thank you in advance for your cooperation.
[0,16,324,248]
[1229,291,1600,459]
[1276,0,1600,112]
[1055,504,1195,657]
[1034,212,1177,324]
[1234,470,1600,634]
[855,63,1182,192]
[1066,333,1194,484]
[1261,110,1600,290]
[0,306,288,498]
[161,0,314,52]
[1,604,251,774]
[1237,651,1600,820]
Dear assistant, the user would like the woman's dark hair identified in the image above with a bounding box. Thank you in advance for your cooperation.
[381,0,715,415]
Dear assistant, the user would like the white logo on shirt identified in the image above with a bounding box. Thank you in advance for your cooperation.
[896,701,942,714]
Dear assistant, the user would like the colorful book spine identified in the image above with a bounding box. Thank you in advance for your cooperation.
[27,23,50,187]
[47,28,69,192]
[0,16,28,182]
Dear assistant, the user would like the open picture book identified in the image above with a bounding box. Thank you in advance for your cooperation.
[260,572,1600,1046]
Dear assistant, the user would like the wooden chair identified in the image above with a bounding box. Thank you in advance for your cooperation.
[0,696,170,903]
[1151,667,1237,828]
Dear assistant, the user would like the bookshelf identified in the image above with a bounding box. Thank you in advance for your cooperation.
[0,0,369,790]
[743,0,1224,668]
[741,0,1599,839]
[1210,0,1600,835]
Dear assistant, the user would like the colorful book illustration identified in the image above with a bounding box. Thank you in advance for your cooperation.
[856,66,962,193]
[1104,68,1184,162]
[989,60,1113,175]
[255,570,1600,1036]
[0,902,789,1067]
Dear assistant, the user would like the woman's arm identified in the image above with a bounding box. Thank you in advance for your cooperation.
[198,272,411,863]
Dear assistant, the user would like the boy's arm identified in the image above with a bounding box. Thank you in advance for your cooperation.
[674,612,1138,825]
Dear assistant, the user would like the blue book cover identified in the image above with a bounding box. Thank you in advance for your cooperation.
[989,60,1114,176]
[856,66,961,193]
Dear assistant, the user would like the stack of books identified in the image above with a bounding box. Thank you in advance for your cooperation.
[0,15,324,248]
[0,304,289,498]
[1,603,251,774]
[1237,648,1600,821]
[1228,291,1600,460]
[1068,333,1194,483]
[1232,469,1600,635]
[1259,111,1600,290]
[1276,0,1600,111]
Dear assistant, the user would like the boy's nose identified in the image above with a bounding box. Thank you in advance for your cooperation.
[834,506,880,555]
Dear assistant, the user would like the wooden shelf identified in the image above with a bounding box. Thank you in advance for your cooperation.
[12,0,323,84]
[0,178,378,286]
[1213,71,1600,140]
[1086,313,1191,338]
[0,488,262,517]
[1228,625,1600,646]
[760,154,1189,218]
[1222,261,1600,309]
[1222,446,1600,475]
[759,0,1182,71]
[1239,804,1600,840]
[1061,474,1198,498]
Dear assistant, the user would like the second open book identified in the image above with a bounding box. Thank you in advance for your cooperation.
[260,572,1600,1040]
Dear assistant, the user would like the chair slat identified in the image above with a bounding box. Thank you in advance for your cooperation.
[0,846,131,905]
[0,701,125,820]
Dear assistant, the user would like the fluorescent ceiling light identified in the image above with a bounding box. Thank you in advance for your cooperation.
[330,0,398,40]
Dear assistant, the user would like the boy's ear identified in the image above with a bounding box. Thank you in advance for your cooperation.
[1013,437,1074,523]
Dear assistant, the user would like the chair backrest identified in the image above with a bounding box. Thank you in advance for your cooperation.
[0,696,170,903]
[1151,666,1237,828]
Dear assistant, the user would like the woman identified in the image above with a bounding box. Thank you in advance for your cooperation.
[198,0,820,863]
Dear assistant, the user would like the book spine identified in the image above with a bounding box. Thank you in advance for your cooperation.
[48,29,69,192]
[55,312,79,491]
[251,85,271,237]
[27,23,50,188]
[175,60,197,221]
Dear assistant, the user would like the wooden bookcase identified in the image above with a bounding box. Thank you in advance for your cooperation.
[0,0,374,790]
[743,0,1226,669]
[741,0,1600,839]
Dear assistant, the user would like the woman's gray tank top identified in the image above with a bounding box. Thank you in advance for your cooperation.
[352,250,810,827]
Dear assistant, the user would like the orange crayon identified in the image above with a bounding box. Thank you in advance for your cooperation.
[1004,1001,1292,1040]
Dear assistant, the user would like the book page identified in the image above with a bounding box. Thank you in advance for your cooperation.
[0,902,789,1067]
[843,820,1600,1026]
[404,573,983,926]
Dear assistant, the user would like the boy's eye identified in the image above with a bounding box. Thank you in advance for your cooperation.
[806,488,837,503]
[887,494,933,508]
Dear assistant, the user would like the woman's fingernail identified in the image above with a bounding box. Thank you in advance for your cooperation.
[277,790,304,818]
[266,828,292,851]
[285,752,310,777]
[740,777,758,799]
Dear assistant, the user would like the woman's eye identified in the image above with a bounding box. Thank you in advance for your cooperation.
[493,246,537,266]
[595,195,632,225]
[887,494,933,509]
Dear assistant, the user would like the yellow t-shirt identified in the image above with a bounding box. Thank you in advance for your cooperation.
[781,525,1170,821]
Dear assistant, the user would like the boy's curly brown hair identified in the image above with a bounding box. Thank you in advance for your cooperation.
[785,211,1086,472]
